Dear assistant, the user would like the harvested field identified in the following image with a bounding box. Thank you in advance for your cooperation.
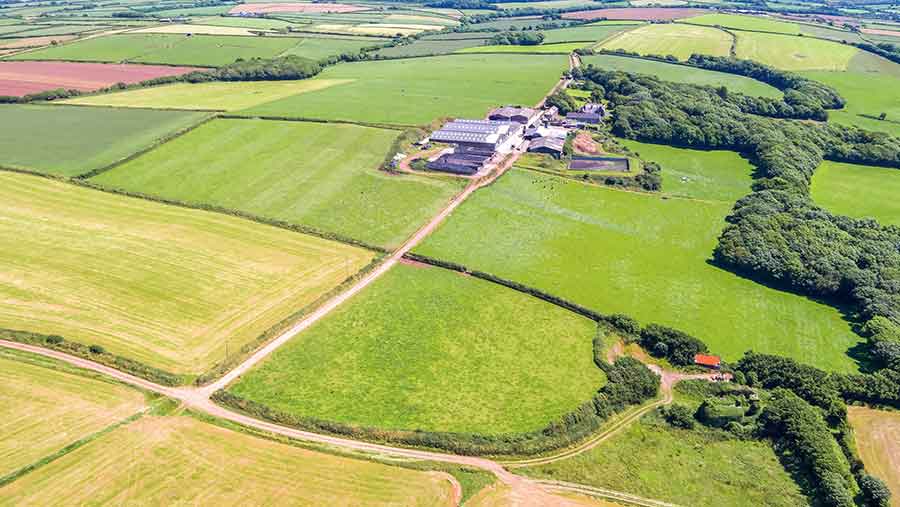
[598,23,731,59]
[0,104,208,176]
[0,61,201,97]
[563,7,705,21]
[861,27,900,37]
[416,169,860,372]
[0,171,374,375]
[0,416,456,506]
[735,31,859,70]
[133,24,274,36]
[0,348,146,478]
[229,263,603,435]
[848,407,900,503]
[229,2,367,14]
[0,35,77,49]
[540,23,638,44]
[62,79,353,111]
[687,13,800,34]
[311,22,443,36]
[92,119,464,249]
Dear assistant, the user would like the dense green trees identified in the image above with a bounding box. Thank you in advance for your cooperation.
[640,324,708,366]
[489,31,545,45]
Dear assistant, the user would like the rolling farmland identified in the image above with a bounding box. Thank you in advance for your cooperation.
[734,31,859,70]
[228,263,603,435]
[0,348,146,478]
[811,161,900,226]
[0,415,456,506]
[239,54,568,124]
[0,61,201,96]
[582,54,782,97]
[0,104,208,176]
[686,13,801,34]
[801,70,900,136]
[92,119,464,248]
[597,23,732,60]
[416,169,861,372]
[0,172,374,375]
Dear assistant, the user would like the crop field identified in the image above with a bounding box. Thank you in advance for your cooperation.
[617,139,754,201]
[0,61,201,96]
[189,16,299,30]
[799,23,866,43]
[375,38,488,57]
[810,161,900,227]
[497,0,601,9]
[0,415,456,506]
[228,263,603,435]
[62,79,353,111]
[563,7,705,20]
[467,483,618,506]
[734,31,859,70]
[597,23,732,60]
[8,33,303,67]
[0,104,207,176]
[0,35,78,49]
[229,2,368,14]
[540,23,638,44]
[459,42,590,53]
[239,54,568,125]
[0,172,374,375]
[582,54,782,97]
[416,169,861,372]
[277,36,380,59]
[800,70,900,136]
[520,415,808,507]
[848,407,900,502]
[0,348,146,477]
[92,119,464,249]
[686,13,801,34]
[132,24,277,36]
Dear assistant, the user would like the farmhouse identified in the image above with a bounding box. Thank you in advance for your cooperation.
[489,106,540,126]
[566,103,606,125]
[694,354,722,369]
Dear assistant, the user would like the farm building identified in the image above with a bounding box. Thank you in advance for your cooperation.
[489,106,540,126]
[694,354,722,369]
[430,119,519,152]
[566,103,606,125]
[528,137,565,157]
[524,126,568,140]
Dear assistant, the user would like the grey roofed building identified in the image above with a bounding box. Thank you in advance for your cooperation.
[566,111,603,125]
[488,106,539,125]
[431,119,515,150]
[528,136,565,157]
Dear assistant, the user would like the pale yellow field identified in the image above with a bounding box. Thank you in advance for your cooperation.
[735,31,859,71]
[313,23,443,36]
[0,416,456,506]
[63,79,353,111]
[133,24,273,36]
[0,349,146,477]
[598,23,731,60]
[466,483,625,507]
[849,406,900,505]
[0,172,374,375]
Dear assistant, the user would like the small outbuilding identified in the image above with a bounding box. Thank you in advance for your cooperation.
[528,137,565,157]
[489,106,540,126]
[694,354,722,370]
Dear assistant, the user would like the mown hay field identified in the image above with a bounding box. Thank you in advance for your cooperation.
[7,33,334,67]
[810,160,900,227]
[0,415,456,506]
[582,54,782,98]
[848,406,900,503]
[0,348,146,477]
[800,70,900,137]
[415,169,861,372]
[686,13,801,34]
[537,23,638,43]
[238,54,568,125]
[520,413,808,507]
[734,31,859,70]
[597,23,731,60]
[228,263,603,435]
[618,139,754,201]
[0,172,374,375]
[0,104,208,177]
[62,79,353,111]
[93,119,464,249]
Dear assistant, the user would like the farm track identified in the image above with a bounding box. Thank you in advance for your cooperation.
[2,59,683,506]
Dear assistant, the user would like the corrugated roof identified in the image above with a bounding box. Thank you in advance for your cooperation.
[694,354,721,367]
[431,130,499,144]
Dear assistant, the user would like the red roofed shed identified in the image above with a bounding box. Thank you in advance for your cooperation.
[694,354,721,369]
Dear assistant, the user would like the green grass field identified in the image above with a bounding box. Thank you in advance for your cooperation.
[810,160,900,227]
[617,139,754,201]
[686,13,801,34]
[375,38,489,57]
[8,33,317,66]
[520,413,808,507]
[0,105,207,177]
[540,23,637,43]
[62,79,353,111]
[735,31,859,70]
[0,172,374,375]
[416,169,861,372]
[92,119,464,249]
[598,23,732,60]
[800,70,900,137]
[0,348,146,478]
[238,54,568,125]
[0,415,455,506]
[458,42,589,53]
[582,54,782,98]
[228,263,603,435]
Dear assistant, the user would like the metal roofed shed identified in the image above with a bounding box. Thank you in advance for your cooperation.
[488,106,540,126]
[528,137,565,157]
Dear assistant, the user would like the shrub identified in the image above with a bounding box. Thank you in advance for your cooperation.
[663,403,694,429]
[45,335,63,345]
[88,344,105,354]
[859,473,892,507]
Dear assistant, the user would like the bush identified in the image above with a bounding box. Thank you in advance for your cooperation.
[88,344,105,354]
[663,403,695,429]
[45,335,63,345]
[859,473,892,507]
[489,31,544,46]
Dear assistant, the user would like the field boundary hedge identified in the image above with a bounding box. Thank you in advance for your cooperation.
[193,255,385,386]
[217,113,415,130]
[0,328,187,386]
